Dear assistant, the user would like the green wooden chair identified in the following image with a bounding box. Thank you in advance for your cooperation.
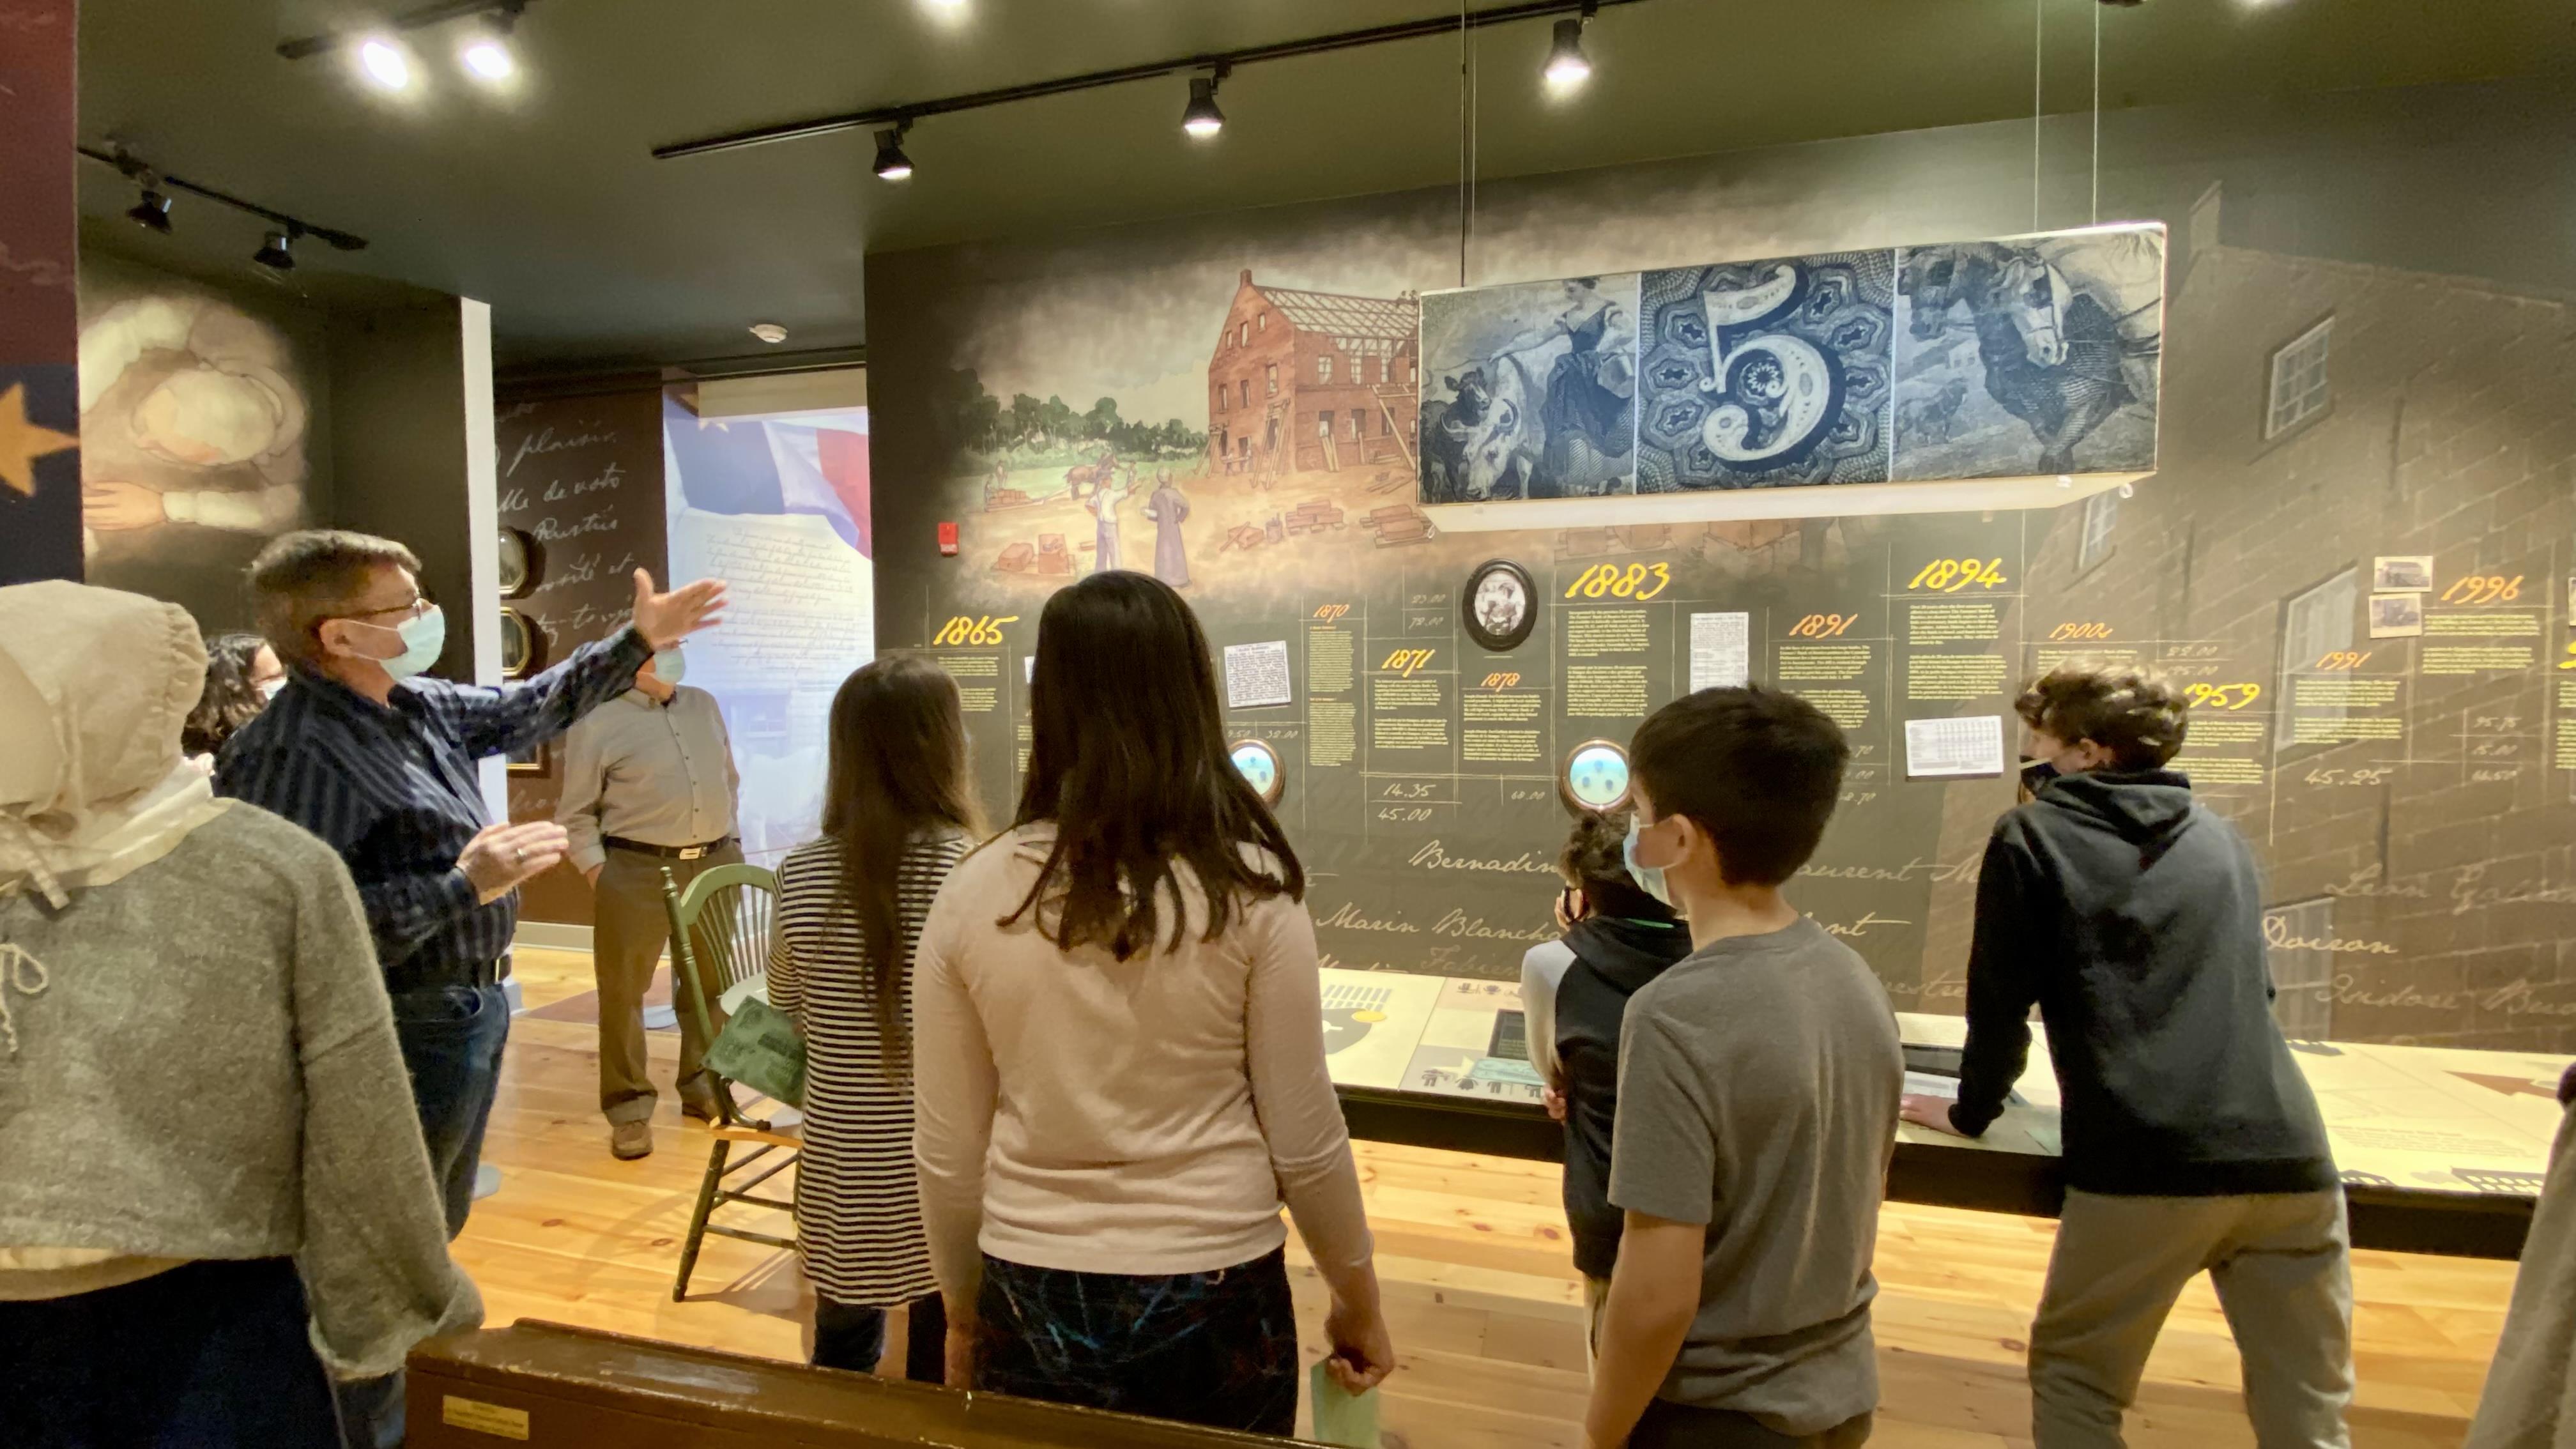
[658,862,796,1302]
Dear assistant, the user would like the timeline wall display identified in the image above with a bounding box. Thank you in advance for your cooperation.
[868,89,2576,1053]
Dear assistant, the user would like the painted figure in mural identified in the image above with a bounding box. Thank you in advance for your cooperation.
[76,291,311,618]
[1144,470,1191,588]
[1897,238,2161,474]
[1420,277,1637,503]
[1088,473,1126,573]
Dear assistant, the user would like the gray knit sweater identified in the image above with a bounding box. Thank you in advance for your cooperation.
[0,802,482,1378]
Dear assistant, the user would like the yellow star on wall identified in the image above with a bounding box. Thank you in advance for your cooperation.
[0,383,79,498]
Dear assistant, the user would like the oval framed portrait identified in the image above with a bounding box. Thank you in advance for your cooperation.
[1460,558,1538,652]
[1229,738,1285,806]
[498,608,543,678]
[1559,738,1633,815]
[496,527,537,598]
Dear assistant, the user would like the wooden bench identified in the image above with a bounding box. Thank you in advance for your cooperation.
[409,1321,1294,1448]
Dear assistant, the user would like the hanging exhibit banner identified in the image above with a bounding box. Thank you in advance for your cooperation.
[1417,222,2164,526]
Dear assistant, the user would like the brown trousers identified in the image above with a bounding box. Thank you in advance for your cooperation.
[594,843,741,1124]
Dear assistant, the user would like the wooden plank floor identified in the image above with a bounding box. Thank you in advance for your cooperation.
[463,948,2519,1448]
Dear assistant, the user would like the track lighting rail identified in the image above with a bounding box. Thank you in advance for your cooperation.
[650,0,1645,162]
[77,146,370,252]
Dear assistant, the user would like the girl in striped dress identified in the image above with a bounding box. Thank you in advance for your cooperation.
[769,656,981,1379]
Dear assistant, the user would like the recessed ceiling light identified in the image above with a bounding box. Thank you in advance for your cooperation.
[358,36,412,91]
[749,323,788,344]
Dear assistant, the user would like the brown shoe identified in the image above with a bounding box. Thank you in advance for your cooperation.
[610,1119,653,1160]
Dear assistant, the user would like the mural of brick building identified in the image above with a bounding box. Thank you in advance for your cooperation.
[1206,270,1420,479]
[1966,191,2576,1052]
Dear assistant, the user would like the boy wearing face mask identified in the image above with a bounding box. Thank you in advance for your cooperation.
[1583,686,1900,1449]
[1517,810,1692,1359]
[554,645,743,1160]
[1903,661,2347,1449]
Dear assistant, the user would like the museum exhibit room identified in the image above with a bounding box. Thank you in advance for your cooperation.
[3,0,2574,1446]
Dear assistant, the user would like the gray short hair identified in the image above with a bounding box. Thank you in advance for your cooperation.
[249,529,422,667]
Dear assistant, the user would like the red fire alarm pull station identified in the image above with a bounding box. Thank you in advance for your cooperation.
[937,521,959,556]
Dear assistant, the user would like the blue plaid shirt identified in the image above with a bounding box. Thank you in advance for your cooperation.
[218,628,652,990]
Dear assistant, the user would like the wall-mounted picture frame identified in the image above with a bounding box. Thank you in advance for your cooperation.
[496,527,537,598]
[1229,738,1285,806]
[506,737,551,778]
[1560,738,1634,815]
[499,608,543,677]
[1460,558,1538,652]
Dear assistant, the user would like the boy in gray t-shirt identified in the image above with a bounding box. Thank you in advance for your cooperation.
[1584,687,1903,1449]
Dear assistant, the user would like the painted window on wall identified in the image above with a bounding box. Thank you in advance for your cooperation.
[1317,411,1333,438]
[1257,312,1267,332]
[2264,897,2336,1039]
[2078,488,2119,571]
[1315,355,1333,384]
[2267,318,2333,438]
[2276,567,2358,755]
[1265,363,1278,397]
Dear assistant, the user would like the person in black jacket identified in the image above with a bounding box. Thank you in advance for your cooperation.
[1518,810,1694,1355]
[1903,659,2350,1449]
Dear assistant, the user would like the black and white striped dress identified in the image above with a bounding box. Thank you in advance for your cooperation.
[769,830,970,1308]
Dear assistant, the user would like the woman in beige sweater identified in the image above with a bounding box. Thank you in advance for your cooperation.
[912,569,1393,1435]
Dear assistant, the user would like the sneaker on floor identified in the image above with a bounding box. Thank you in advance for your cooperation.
[610,1119,653,1160]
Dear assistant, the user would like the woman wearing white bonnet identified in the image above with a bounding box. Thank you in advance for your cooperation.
[0,580,479,1447]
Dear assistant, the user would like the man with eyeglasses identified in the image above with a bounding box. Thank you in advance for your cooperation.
[217,528,723,1447]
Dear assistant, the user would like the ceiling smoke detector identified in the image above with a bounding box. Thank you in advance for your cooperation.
[749,323,789,344]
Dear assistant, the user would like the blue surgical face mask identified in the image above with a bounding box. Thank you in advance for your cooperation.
[348,606,445,682]
[652,648,686,686]
[1622,818,1677,911]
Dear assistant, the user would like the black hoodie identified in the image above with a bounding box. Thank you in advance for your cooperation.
[1551,914,1696,1278]
[1951,769,2338,1197]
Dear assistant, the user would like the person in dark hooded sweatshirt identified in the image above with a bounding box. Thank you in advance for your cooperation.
[1903,659,2349,1449]
[1519,809,1694,1352]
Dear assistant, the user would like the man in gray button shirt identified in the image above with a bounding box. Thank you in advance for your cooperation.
[556,648,742,1160]
[1583,687,1902,1449]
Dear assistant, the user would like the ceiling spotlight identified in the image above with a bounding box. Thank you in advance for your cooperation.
[459,34,514,81]
[252,229,298,272]
[126,186,173,234]
[873,123,915,181]
[749,323,788,344]
[459,3,520,81]
[1543,2,1596,88]
[358,36,411,90]
[1182,70,1226,139]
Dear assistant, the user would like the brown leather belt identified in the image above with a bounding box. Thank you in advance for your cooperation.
[602,834,733,861]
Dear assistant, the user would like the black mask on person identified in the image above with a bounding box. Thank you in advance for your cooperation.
[2018,757,2059,798]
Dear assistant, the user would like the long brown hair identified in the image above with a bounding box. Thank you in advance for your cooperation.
[822,656,983,1075]
[1007,570,1301,959]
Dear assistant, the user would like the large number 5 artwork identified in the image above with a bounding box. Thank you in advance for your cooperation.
[1414,223,2164,506]
[1637,252,1894,491]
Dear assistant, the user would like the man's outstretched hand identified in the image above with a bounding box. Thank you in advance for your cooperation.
[631,569,727,650]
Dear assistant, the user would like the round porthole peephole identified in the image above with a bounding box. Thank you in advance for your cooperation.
[1229,738,1284,806]
[1560,738,1632,815]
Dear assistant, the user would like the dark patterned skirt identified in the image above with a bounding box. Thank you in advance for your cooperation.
[974,1247,1299,1437]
